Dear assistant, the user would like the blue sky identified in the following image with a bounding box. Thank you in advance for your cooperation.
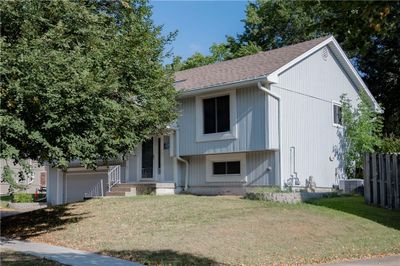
[150,1,248,62]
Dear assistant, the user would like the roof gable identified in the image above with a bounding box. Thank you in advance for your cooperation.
[174,36,380,111]
[174,36,330,92]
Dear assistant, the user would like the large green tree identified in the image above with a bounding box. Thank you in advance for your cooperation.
[0,0,178,175]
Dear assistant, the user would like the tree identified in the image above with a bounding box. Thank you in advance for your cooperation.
[340,92,383,178]
[169,42,262,71]
[0,0,178,182]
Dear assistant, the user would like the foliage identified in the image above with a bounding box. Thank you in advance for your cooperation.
[12,193,35,203]
[340,91,383,178]
[380,137,400,153]
[168,42,262,71]
[0,1,178,172]
[178,0,399,136]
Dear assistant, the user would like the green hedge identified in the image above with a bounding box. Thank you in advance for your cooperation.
[11,193,45,203]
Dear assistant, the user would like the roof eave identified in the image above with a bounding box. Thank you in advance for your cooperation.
[177,75,268,98]
[266,36,382,113]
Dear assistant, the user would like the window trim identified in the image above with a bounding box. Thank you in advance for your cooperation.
[332,100,343,128]
[196,90,238,142]
[205,153,247,183]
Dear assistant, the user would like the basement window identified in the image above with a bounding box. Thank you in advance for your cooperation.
[206,153,246,183]
[213,161,241,175]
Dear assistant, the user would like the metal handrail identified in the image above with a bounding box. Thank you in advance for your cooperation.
[108,165,121,192]
[84,179,104,198]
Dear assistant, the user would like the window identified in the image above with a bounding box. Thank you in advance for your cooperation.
[196,90,237,142]
[333,103,342,126]
[213,161,241,175]
[203,95,230,134]
[206,153,246,183]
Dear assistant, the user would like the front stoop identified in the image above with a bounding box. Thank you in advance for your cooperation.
[105,182,175,197]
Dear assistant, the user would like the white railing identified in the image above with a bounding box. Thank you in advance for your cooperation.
[84,179,104,198]
[108,165,121,192]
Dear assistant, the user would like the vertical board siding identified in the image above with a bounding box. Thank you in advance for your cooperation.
[275,46,361,188]
[183,151,276,187]
[178,86,269,156]
[246,151,276,186]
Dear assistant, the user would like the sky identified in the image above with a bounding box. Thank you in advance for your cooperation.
[150,1,248,63]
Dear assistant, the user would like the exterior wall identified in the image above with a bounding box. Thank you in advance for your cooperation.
[274,46,360,188]
[178,86,270,156]
[181,150,276,194]
[0,159,46,195]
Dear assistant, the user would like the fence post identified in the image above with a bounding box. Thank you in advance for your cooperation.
[364,153,371,204]
[394,154,399,209]
[379,154,385,207]
[371,153,378,205]
[385,154,392,209]
[101,179,104,197]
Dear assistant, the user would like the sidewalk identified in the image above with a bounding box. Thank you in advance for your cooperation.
[320,255,400,266]
[0,238,142,266]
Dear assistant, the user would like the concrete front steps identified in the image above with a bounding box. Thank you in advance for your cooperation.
[105,182,175,197]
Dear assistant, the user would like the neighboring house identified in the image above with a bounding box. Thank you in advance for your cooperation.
[0,159,47,195]
[47,36,380,205]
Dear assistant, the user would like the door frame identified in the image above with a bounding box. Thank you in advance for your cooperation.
[137,136,164,181]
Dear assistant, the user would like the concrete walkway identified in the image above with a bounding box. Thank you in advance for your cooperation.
[0,238,142,266]
[320,255,400,266]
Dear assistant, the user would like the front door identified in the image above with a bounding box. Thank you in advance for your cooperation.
[141,138,153,179]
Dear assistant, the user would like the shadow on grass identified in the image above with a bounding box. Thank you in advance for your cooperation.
[307,195,400,230]
[0,204,90,239]
[101,249,224,266]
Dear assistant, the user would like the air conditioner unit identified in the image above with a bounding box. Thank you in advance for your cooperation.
[339,179,364,194]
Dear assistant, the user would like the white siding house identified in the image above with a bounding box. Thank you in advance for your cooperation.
[47,36,380,204]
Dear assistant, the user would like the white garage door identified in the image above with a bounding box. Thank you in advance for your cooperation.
[65,171,108,203]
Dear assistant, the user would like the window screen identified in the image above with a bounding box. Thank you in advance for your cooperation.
[203,95,230,134]
[333,104,342,125]
[212,161,240,175]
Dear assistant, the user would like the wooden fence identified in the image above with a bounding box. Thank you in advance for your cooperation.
[364,153,400,209]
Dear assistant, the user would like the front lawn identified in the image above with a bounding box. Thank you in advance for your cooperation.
[1,195,399,265]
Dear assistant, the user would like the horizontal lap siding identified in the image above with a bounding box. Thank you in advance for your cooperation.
[178,86,268,156]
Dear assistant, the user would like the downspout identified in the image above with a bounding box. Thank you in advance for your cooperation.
[257,81,283,189]
[175,126,189,191]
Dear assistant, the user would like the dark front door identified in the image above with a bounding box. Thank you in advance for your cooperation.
[141,138,153,179]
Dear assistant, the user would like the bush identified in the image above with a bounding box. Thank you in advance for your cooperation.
[12,193,34,203]
[380,137,400,153]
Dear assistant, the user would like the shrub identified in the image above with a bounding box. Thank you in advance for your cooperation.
[12,193,34,203]
[380,137,400,153]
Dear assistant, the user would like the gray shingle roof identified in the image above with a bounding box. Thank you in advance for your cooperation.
[174,36,330,91]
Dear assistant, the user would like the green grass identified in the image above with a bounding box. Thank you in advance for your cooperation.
[1,195,12,208]
[0,248,65,266]
[1,195,399,265]
[309,195,400,230]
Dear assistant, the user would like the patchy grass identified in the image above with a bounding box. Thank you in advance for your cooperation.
[1,195,12,208]
[1,195,400,265]
[0,248,65,266]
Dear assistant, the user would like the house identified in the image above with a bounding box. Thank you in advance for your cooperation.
[0,159,47,195]
[46,36,380,205]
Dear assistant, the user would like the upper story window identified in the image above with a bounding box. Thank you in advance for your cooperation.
[203,95,230,134]
[333,102,342,126]
[195,90,237,142]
